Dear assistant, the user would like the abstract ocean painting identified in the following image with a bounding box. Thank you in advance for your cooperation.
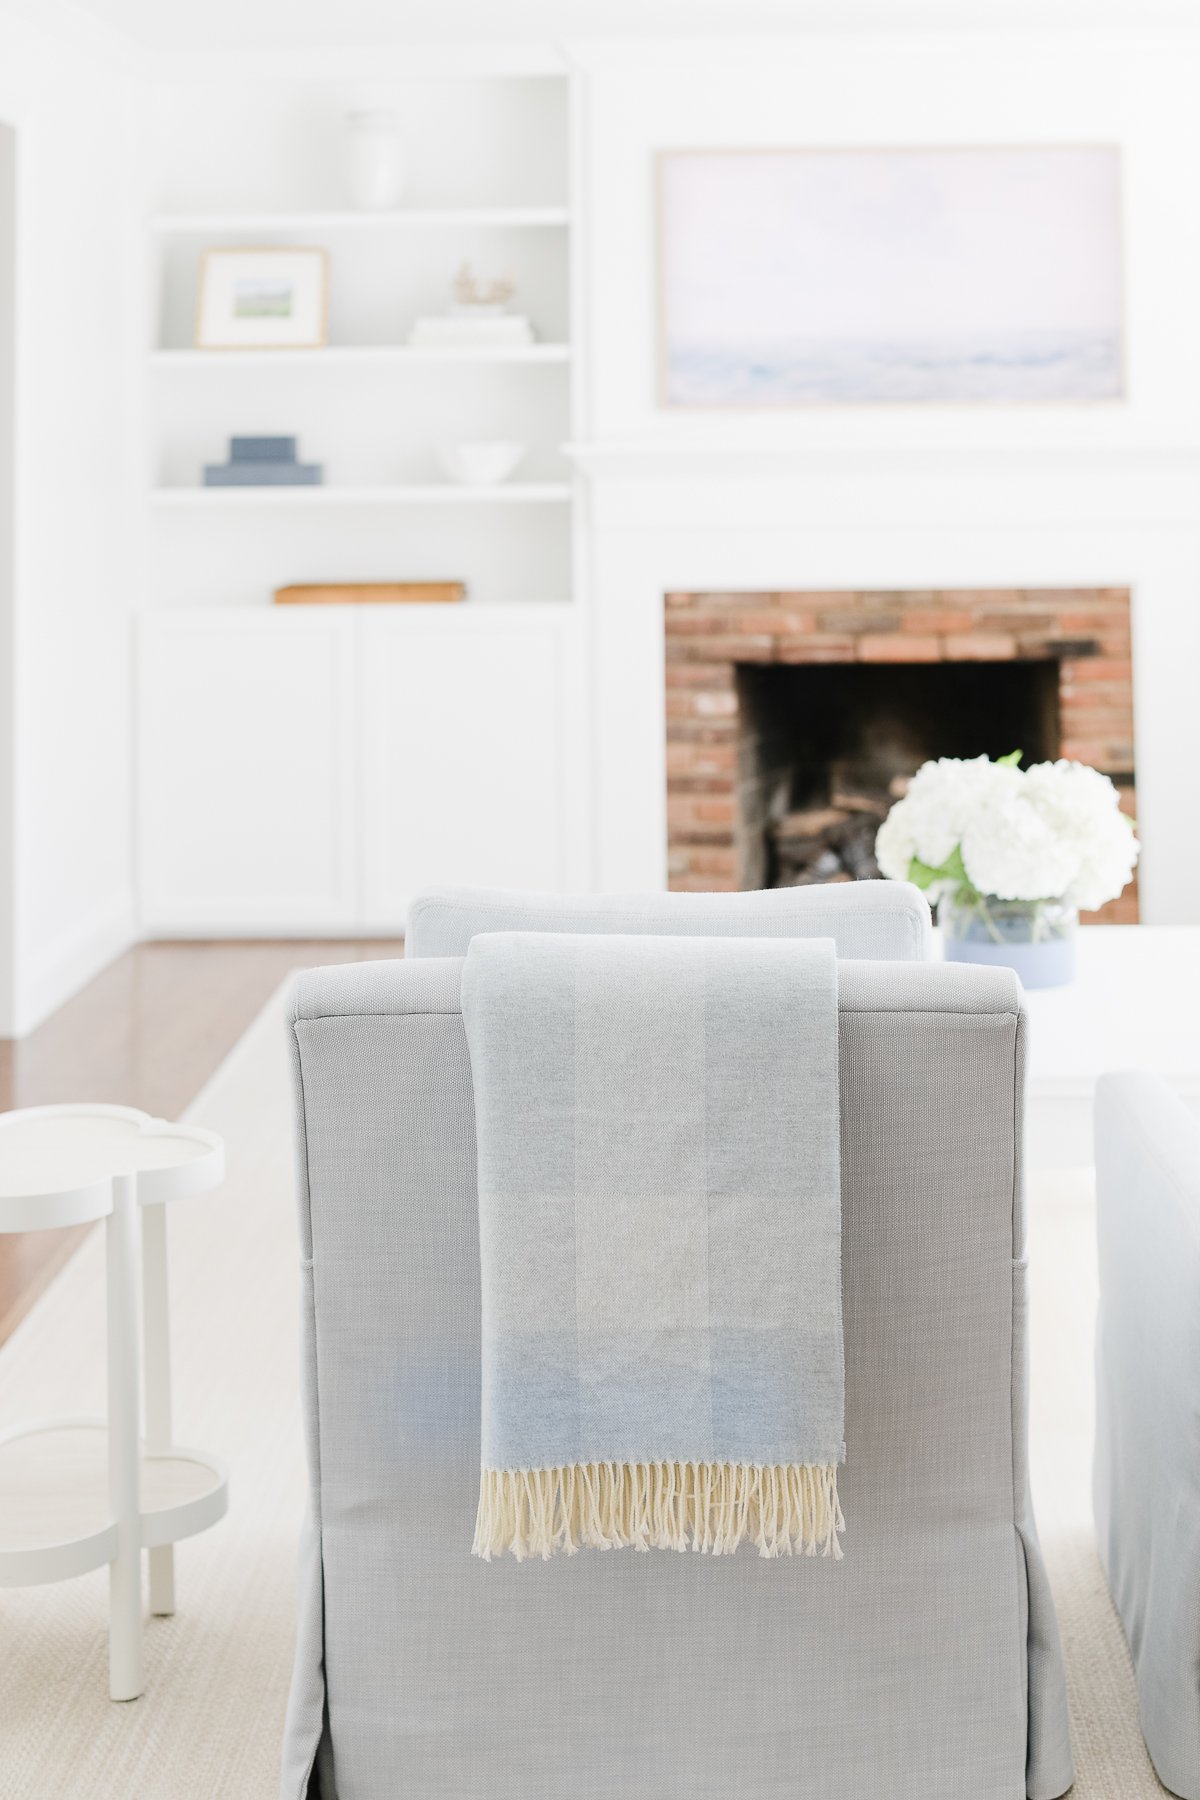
[659,148,1123,406]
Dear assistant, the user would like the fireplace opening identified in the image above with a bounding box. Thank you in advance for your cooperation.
[736,659,1061,889]
[664,586,1136,919]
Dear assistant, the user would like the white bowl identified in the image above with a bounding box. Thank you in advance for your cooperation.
[438,441,526,486]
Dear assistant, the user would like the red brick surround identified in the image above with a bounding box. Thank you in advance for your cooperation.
[665,587,1137,923]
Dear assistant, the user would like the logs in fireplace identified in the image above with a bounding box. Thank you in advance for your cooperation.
[768,789,896,887]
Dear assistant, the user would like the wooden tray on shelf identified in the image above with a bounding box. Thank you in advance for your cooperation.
[273,581,466,606]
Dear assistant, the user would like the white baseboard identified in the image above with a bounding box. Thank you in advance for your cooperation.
[11,893,136,1038]
[136,919,403,940]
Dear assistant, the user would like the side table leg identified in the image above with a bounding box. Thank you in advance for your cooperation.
[142,1203,175,1616]
[107,1171,144,1701]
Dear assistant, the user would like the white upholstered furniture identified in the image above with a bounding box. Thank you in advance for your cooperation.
[0,1104,229,1700]
[1095,1071,1200,1799]
[406,879,933,960]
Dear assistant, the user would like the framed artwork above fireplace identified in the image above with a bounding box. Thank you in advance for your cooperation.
[658,146,1124,406]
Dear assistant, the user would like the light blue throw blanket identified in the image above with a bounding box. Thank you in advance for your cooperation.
[462,930,845,1561]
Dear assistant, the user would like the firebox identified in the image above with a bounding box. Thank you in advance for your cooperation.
[736,659,1060,889]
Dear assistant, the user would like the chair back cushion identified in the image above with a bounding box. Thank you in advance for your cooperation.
[406,880,930,961]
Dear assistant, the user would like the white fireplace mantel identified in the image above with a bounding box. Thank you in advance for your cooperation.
[567,435,1200,473]
[573,437,1200,925]
[567,437,1200,525]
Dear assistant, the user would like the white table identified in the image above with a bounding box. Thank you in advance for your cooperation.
[976,925,1200,1170]
[0,1104,228,1700]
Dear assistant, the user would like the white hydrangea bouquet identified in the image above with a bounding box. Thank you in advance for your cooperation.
[875,752,1139,987]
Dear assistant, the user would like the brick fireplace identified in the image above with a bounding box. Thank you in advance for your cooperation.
[664,587,1138,923]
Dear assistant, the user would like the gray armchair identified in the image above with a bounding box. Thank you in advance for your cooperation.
[1095,1070,1200,1799]
[280,886,1070,1800]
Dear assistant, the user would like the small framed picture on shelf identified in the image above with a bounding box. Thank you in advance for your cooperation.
[195,247,329,350]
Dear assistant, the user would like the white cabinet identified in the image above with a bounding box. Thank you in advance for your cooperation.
[361,609,567,922]
[136,606,578,934]
[138,610,358,931]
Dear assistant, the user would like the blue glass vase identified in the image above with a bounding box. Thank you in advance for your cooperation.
[941,895,1077,990]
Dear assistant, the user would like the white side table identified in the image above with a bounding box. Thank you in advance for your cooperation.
[0,1103,229,1700]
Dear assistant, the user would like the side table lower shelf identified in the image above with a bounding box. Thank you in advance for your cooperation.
[0,1419,228,1587]
[0,1101,228,1698]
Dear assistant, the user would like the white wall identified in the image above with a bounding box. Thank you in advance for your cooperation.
[0,2,143,1032]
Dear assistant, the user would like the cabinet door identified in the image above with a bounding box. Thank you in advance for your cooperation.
[361,610,567,923]
[138,611,357,931]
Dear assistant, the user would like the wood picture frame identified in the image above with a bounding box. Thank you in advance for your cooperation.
[195,246,329,351]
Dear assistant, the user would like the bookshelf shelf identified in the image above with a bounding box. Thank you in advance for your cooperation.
[150,344,571,369]
[151,484,572,506]
[150,206,570,233]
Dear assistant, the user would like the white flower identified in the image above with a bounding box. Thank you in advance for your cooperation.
[1023,760,1139,910]
[874,804,922,885]
[875,753,1139,910]
[874,755,1019,893]
[960,792,1077,900]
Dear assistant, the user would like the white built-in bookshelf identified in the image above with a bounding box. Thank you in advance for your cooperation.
[146,70,578,608]
[138,63,586,933]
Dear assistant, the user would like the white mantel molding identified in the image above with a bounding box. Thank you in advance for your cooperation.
[577,437,1200,925]
[565,436,1200,481]
[566,438,1200,538]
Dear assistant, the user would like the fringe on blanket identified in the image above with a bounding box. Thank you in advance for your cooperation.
[473,1461,844,1563]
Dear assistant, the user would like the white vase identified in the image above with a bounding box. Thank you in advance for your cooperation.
[345,111,407,211]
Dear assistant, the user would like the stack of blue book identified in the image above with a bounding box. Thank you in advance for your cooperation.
[204,437,324,487]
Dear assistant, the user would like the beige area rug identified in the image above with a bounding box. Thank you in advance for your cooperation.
[0,988,1175,1797]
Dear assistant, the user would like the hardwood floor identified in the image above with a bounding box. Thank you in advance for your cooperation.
[0,938,404,1345]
